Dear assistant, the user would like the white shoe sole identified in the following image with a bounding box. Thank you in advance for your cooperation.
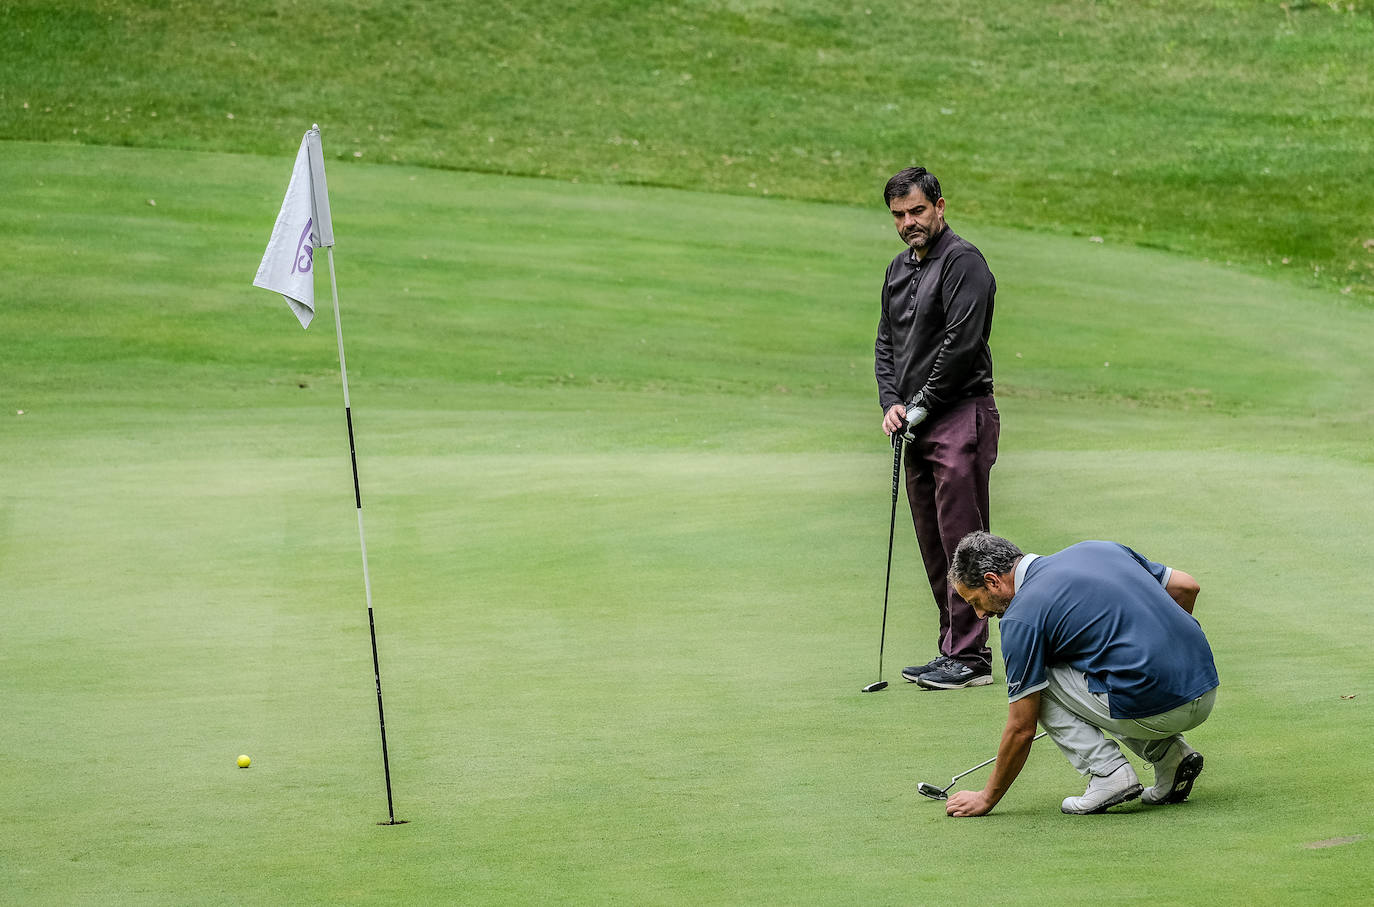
[1061,783,1143,815]
[916,674,994,690]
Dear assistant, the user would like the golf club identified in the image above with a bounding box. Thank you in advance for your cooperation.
[917,731,1048,800]
[861,431,904,693]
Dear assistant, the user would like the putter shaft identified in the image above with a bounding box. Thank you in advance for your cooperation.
[863,434,904,693]
[919,732,1047,800]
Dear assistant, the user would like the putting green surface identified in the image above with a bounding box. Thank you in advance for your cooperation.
[2,142,1371,903]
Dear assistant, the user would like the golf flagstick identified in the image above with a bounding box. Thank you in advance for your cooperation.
[253,125,403,826]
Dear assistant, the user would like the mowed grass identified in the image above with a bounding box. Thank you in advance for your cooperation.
[3,0,1373,299]
[2,142,1372,903]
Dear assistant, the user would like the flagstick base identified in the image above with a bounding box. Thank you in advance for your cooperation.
[377,820,410,826]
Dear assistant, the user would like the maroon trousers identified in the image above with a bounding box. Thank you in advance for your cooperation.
[903,395,1000,671]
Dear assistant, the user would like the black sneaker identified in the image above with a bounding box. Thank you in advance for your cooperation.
[915,660,993,690]
[901,656,952,683]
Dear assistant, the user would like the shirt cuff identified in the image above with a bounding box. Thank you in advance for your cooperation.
[1008,679,1048,704]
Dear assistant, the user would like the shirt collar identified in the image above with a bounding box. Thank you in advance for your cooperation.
[1012,554,1040,594]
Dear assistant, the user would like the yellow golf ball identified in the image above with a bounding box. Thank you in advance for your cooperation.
[237,754,252,768]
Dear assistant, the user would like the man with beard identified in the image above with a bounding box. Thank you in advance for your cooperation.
[874,167,1001,690]
[942,531,1219,817]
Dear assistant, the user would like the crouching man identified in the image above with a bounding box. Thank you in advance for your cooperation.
[943,531,1219,816]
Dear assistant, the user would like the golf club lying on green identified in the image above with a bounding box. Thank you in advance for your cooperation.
[917,732,1047,800]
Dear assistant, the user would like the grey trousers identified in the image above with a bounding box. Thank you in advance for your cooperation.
[1038,663,1217,777]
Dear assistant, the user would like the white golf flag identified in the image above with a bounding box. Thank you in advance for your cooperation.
[253,126,335,328]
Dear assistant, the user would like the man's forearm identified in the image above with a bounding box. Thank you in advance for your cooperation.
[980,722,1037,807]
[946,695,1040,817]
[874,314,903,409]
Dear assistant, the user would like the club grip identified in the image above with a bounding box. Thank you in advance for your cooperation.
[890,435,903,497]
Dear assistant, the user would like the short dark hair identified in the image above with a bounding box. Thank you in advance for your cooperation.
[883,167,942,208]
[948,531,1023,591]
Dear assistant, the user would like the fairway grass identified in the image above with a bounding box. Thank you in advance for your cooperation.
[4,0,1373,299]
[2,143,1371,904]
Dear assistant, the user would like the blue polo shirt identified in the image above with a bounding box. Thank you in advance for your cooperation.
[999,541,1219,719]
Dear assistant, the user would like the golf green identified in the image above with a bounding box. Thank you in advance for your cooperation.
[2,142,1370,903]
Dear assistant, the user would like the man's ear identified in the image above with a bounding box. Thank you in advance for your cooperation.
[985,571,1011,594]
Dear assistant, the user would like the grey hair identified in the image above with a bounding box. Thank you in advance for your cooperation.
[948,531,1023,591]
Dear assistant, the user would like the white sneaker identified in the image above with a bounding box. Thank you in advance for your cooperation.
[1061,762,1143,814]
[1142,743,1204,805]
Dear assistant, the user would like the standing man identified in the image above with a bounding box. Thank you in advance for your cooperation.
[943,532,1219,817]
[874,167,1000,690]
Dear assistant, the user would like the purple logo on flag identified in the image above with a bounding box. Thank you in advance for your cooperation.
[292,217,314,275]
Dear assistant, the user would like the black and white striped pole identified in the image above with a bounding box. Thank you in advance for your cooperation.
[323,242,404,827]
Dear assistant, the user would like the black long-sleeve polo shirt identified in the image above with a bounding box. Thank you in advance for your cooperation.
[874,225,996,415]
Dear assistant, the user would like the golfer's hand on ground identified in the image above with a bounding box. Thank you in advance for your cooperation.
[883,404,908,436]
[945,790,994,817]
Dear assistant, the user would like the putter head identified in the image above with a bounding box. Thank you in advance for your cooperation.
[861,680,888,693]
[917,782,949,801]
